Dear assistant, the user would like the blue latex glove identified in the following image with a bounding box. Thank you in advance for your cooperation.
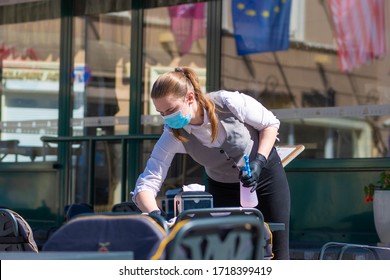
[239,153,267,191]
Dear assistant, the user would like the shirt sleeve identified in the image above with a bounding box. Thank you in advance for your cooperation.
[221,90,280,131]
[132,125,186,200]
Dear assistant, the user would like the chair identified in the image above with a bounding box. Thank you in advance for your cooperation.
[173,207,274,259]
[111,201,141,213]
[64,203,94,221]
[42,213,166,259]
[0,208,38,252]
[175,207,264,222]
[104,211,170,234]
[152,215,266,260]
[0,140,19,162]
[319,241,390,260]
[175,207,284,232]
[111,202,169,232]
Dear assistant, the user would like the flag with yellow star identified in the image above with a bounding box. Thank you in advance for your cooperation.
[232,0,292,55]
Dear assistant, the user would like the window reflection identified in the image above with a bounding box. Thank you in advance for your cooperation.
[0,15,60,162]
[142,4,208,195]
[72,11,132,210]
[221,0,390,159]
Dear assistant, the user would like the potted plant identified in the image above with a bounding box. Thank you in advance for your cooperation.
[364,170,390,245]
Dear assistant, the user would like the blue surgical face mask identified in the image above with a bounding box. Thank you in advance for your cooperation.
[162,106,191,129]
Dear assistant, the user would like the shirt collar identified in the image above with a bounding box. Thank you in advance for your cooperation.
[183,108,209,134]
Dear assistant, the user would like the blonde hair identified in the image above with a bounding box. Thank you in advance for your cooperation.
[151,67,218,142]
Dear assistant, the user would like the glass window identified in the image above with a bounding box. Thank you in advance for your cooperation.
[142,3,208,197]
[221,0,390,159]
[0,1,61,163]
[72,12,131,137]
[71,7,132,210]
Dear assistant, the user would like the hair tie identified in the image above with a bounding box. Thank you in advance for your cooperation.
[175,67,184,73]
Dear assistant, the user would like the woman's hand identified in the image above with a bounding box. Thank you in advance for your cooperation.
[240,153,267,189]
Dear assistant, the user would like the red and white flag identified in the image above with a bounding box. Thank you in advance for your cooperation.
[168,3,206,56]
[327,0,387,72]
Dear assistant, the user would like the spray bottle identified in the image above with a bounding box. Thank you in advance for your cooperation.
[240,155,259,207]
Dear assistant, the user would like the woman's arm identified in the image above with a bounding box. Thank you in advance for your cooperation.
[258,126,279,159]
[135,191,160,213]
[222,90,280,159]
[132,126,185,212]
[225,92,280,188]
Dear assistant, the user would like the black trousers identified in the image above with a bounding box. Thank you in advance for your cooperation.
[207,147,291,260]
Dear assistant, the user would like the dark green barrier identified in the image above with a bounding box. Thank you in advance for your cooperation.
[286,158,390,245]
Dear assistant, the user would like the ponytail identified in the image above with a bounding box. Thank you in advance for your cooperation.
[174,67,218,143]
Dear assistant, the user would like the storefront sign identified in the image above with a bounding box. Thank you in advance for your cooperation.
[2,60,87,92]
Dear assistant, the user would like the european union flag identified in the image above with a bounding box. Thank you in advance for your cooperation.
[232,0,292,55]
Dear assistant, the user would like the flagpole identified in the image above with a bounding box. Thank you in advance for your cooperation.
[319,0,336,33]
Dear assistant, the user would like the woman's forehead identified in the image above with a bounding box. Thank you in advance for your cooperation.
[154,93,181,103]
[153,94,182,110]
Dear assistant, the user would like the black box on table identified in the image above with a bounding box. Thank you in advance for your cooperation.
[174,191,213,217]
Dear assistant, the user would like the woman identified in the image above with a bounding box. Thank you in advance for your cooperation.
[133,67,290,259]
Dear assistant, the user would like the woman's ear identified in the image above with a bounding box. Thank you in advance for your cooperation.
[187,91,195,104]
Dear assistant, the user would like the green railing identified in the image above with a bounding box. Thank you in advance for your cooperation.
[41,134,160,205]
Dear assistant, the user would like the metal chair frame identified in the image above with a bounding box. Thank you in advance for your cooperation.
[319,241,390,260]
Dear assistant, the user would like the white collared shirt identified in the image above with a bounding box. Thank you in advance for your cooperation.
[133,90,280,199]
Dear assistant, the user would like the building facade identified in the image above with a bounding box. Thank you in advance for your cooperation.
[0,0,389,246]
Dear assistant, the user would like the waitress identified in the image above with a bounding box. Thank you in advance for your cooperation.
[132,67,290,259]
